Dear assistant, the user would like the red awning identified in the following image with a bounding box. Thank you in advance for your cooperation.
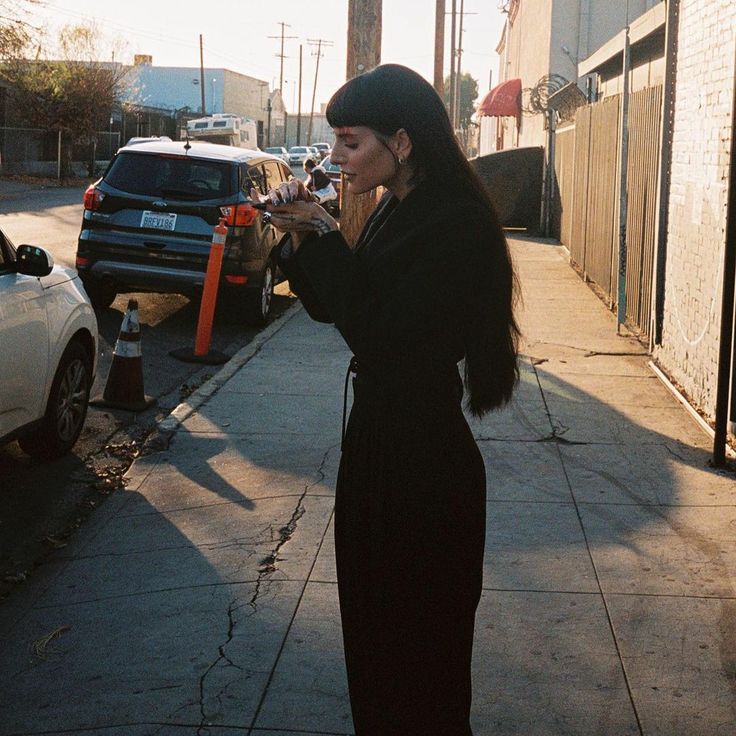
[477,78,522,119]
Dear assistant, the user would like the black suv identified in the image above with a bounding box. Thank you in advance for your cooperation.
[76,140,293,324]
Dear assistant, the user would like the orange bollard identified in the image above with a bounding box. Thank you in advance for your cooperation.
[194,217,227,357]
[170,217,231,365]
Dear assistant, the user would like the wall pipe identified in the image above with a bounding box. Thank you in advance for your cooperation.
[712,41,736,468]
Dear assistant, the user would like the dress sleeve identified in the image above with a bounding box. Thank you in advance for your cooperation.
[295,211,496,361]
[276,233,335,323]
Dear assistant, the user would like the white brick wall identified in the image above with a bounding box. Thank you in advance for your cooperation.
[655,0,736,417]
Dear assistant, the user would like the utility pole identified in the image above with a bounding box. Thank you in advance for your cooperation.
[307,38,333,144]
[199,35,206,115]
[454,0,465,132]
[296,44,303,145]
[434,0,445,98]
[449,0,457,124]
[269,22,298,94]
[341,0,382,246]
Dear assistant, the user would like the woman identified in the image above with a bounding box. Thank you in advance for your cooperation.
[258,64,519,736]
[302,157,337,204]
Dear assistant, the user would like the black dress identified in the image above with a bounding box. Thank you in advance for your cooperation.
[280,184,495,736]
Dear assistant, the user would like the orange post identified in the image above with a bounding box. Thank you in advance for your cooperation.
[194,217,228,357]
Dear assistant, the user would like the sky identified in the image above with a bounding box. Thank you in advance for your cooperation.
[26,0,507,114]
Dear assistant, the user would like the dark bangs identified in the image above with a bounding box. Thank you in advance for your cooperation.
[326,66,416,137]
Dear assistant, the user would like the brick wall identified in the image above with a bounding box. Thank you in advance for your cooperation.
[655,0,735,418]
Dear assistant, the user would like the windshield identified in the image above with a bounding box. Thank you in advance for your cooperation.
[105,153,233,198]
[290,147,308,153]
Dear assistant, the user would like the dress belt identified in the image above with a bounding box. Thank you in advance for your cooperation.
[340,356,463,451]
[342,356,359,451]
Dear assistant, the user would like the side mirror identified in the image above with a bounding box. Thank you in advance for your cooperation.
[16,244,54,277]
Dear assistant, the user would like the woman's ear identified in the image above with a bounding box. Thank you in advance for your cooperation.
[393,128,413,161]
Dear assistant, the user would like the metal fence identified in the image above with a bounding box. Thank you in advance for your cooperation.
[554,85,662,338]
[0,126,120,178]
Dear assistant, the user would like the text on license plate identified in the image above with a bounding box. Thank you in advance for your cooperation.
[141,211,177,230]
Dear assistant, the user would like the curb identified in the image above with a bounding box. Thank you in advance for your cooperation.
[154,301,303,438]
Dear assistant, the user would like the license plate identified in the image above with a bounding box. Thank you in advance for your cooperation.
[141,211,177,231]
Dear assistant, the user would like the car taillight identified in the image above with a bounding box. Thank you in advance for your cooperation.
[220,203,257,227]
[83,184,105,211]
[75,255,91,267]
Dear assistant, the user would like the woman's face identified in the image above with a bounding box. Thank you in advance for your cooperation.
[330,126,400,195]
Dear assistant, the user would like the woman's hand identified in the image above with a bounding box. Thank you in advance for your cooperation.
[251,181,338,251]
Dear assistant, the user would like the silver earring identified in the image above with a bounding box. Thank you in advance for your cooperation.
[398,156,405,165]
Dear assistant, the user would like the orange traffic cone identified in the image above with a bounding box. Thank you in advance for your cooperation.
[93,299,155,412]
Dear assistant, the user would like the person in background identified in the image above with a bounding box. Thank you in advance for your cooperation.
[254,63,519,736]
[303,157,337,204]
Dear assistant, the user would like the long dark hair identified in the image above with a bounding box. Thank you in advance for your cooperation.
[326,64,520,415]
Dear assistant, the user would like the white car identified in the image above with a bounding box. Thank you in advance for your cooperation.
[0,228,98,459]
[311,142,331,160]
[288,145,312,166]
[264,146,289,163]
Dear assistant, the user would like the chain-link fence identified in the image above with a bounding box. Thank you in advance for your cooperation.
[0,127,120,178]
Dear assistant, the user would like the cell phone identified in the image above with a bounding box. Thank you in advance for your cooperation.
[250,200,270,210]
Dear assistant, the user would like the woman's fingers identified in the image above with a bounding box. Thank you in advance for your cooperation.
[267,201,339,235]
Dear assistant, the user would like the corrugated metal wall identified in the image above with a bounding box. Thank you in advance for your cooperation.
[555,86,662,336]
[569,107,592,273]
[553,125,576,247]
[624,85,663,339]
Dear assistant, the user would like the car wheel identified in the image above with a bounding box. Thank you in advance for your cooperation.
[19,340,92,460]
[246,257,275,326]
[82,277,117,309]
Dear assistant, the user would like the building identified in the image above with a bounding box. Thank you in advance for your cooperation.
[479,0,661,153]
[120,57,275,147]
[509,0,736,451]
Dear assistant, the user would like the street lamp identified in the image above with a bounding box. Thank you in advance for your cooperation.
[211,78,217,114]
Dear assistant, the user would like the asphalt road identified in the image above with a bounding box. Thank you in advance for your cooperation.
[0,184,297,597]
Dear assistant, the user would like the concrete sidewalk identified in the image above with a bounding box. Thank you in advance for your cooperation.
[1,236,735,735]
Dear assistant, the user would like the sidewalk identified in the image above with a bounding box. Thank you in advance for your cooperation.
[1,236,735,735]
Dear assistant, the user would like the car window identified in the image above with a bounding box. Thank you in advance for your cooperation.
[105,153,233,199]
[242,164,267,195]
[263,160,285,191]
[279,163,293,181]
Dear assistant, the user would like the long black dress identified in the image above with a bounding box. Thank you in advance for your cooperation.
[280,183,496,735]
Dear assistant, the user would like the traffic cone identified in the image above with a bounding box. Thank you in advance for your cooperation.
[93,299,155,411]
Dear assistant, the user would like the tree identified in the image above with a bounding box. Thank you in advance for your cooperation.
[2,23,131,177]
[443,72,479,131]
[0,0,39,62]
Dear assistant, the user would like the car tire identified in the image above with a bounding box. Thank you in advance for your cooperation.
[81,277,117,309]
[18,340,92,460]
[245,257,276,326]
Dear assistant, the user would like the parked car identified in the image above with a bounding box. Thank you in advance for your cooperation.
[0,228,98,459]
[288,145,312,167]
[264,146,289,163]
[76,140,294,325]
[321,155,342,216]
[125,136,172,147]
[311,142,331,160]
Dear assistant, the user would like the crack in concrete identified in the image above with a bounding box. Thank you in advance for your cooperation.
[195,445,335,732]
[196,597,243,735]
